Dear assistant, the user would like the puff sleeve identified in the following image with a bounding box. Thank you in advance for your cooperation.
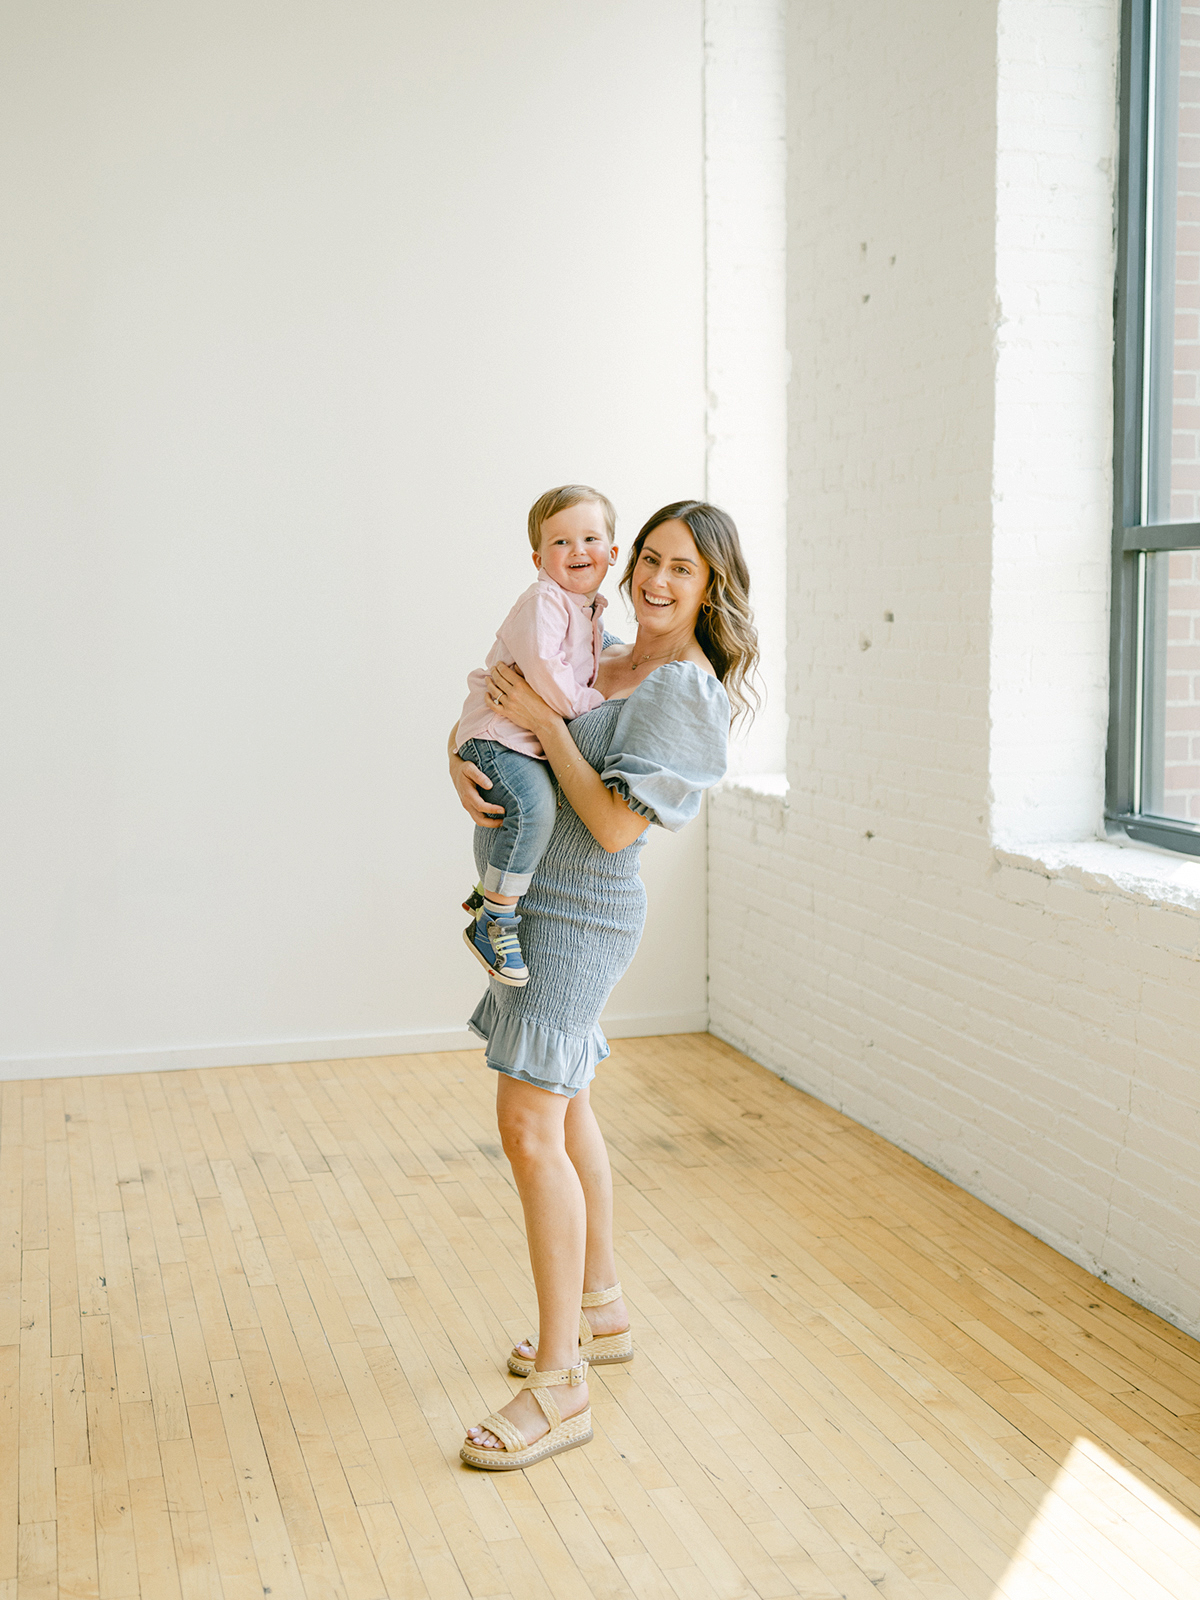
[600,662,729,831]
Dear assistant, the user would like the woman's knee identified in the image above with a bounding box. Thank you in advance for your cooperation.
[496,1085,566,1166]
[499,1115,559,1167]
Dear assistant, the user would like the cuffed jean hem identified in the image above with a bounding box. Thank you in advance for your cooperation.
[483,864,534,896]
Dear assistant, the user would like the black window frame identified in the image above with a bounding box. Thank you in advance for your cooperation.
[1110,0,1200,856]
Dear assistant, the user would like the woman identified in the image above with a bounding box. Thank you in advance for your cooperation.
[450,501,758,1470]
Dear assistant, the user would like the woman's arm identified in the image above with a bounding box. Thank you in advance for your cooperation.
[448,721,506,828]
[539,716,650,852]
[487,664,649,853]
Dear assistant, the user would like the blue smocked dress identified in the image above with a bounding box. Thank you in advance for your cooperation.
[468,660,729,1096]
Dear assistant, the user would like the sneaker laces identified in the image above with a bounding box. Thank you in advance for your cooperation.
[488,914,522,962]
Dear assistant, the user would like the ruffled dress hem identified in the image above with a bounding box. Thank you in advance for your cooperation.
[469,990,610,1099]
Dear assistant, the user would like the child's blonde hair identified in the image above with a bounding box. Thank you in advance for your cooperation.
[527,485,617,552]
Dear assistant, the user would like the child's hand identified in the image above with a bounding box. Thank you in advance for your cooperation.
[451,750,505,828]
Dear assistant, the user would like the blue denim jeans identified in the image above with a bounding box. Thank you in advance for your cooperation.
[457,738,558,896]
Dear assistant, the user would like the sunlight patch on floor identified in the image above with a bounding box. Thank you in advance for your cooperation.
[993,1435,1200,1600]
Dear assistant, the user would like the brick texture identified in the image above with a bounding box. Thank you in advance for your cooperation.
[709,0,1200,1339]
[704,0,789,779]
[1168,5,1200,522]
[1160,550,1200,818]
[1153,6,1200,819]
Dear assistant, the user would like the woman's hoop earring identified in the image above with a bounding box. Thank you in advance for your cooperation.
[701,601,714,616]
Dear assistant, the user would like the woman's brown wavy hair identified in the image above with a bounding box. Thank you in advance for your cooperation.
[620,501,760,725]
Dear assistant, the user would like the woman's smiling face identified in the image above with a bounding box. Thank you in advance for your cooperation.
[631,520,710,633]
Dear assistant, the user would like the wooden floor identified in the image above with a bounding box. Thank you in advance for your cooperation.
[3,1034,1200,1600]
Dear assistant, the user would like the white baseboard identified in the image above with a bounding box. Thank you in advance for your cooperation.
[604,1010,707,1041]
[0,1010,709,1083]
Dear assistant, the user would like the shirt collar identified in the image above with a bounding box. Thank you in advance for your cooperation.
[539,573,609,614]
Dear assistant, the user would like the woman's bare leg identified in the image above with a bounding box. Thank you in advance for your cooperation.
[465,1074,589,1451]
[511,1085,628,1361]
[564,1087,618,1292]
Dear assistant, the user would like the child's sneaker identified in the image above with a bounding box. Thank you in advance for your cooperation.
[464,908,530,986]
[462,883,486,917]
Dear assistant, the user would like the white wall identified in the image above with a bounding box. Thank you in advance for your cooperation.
[709,0,1200,1338]
[0,0,710,1077]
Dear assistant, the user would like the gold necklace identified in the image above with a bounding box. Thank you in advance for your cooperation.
[632,642,685,670]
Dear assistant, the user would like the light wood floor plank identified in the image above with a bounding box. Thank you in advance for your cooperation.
[54,1462,99,1600]
[209,1359,309,1599]
[19,1247,54,1528]
[80,1312,139,1599]
[0,1086,24,1355]
[46,1127,82,1363]
[0,1343,18,1588]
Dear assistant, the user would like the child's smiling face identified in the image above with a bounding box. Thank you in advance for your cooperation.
[533,502,618,596]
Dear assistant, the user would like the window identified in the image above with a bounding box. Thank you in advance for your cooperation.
[1111,0,1200,853]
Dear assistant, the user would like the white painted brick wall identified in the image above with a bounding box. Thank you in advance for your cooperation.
[709,0,1200,1338]
[704,0,789,777]
[992,0,1118,846]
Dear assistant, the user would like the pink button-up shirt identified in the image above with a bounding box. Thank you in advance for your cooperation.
[457,575,608,759]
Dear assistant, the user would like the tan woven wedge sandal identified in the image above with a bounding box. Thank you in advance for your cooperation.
[460,1359,592,1471]
[507,1283,633,1378]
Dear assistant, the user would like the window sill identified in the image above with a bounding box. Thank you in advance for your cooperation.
[718,772,789,799]
[710,772,789,828]
[995,834,1200,916]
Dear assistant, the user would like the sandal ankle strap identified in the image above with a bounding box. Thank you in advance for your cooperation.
[521,1359,588,1390]
[581,1282,622,1309]
[521,1359,588,1432]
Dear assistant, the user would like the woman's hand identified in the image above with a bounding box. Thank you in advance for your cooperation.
[450,749,506,828]
[486,660,558,738]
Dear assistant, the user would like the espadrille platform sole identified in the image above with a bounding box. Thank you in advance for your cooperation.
[459,1407,593,1470]
[460,1360,591,1472]
[507,1282,632,1378]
